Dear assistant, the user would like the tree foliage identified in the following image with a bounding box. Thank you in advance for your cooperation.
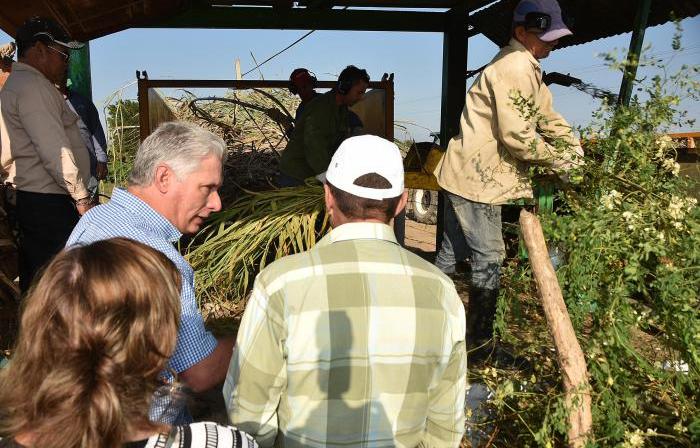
[486,34,699,448]
[105,99,140,186]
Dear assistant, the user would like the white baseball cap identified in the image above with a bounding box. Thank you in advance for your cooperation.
[319,135,404,200]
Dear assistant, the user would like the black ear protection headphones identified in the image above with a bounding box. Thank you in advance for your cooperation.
[336,66,370,95]
[337,77,353,95]
[523,12,551,32]
[288,68,317,95]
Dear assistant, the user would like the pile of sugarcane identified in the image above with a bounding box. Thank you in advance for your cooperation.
[169,89,299,200]
[186,183,328,308]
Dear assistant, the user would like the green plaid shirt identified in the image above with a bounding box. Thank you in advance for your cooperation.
[224,222,467,447]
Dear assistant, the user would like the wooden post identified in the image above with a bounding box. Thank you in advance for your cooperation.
[137,73,150,142]
[519,209,592,447]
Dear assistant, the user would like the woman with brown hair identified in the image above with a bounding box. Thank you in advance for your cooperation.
[0,238,257,448]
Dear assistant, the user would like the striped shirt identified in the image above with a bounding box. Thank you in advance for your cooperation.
[133,422,259,448]
[1,422,258,448]
[224,222,467,447]
[67,188,218,424]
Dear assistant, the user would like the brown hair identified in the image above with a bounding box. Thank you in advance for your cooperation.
[328,173,402,222]
[0,238,182,448]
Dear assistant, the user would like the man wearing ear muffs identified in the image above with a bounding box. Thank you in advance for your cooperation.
[277,65,370,187]
[433,0,583,363]
[288,67,320,122]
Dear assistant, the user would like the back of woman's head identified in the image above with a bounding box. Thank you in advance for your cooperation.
[0,238,182,448]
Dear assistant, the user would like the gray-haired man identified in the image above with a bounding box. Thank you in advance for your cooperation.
[67,121,234,423]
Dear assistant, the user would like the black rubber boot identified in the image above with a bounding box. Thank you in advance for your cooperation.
[466,286,498,366]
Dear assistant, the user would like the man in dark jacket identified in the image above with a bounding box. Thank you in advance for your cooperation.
[58,71,109,194]
[277,65,369,186]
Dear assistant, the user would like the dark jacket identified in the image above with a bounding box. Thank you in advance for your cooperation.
[278,90,350,181]
[66,88,108,177]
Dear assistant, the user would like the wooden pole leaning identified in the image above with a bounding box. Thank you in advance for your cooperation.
[519,209,592,448]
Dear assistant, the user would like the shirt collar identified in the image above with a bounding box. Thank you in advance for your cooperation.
[508,38,541,69]
[111,188,182,242]
[316,222,398,247]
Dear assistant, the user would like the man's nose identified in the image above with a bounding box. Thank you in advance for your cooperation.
[209,191,222,212]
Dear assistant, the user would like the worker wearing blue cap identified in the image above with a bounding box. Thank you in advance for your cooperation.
[433,0,584,363]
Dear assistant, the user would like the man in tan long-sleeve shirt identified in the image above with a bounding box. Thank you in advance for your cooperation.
[433,0,583,362]
[0,17,93,292]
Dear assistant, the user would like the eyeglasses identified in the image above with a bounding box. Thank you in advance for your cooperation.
[46,45,69,62]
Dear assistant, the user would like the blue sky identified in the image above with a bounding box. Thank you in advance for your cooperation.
[1,14,698,142]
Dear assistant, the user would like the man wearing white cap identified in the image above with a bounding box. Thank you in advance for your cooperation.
[226,135,467,447]
[0,17,93,292]
[433,0,583,362]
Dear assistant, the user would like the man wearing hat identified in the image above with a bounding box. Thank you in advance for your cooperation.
[0,42,15,88]
[433,0,583,362]
[0,17,92,292]
[226,135,467,447]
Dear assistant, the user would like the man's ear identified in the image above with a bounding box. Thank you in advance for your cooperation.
[323,183,334,218]
[513,24,527,43]
[393,190,409,218]
[153,164,172,194]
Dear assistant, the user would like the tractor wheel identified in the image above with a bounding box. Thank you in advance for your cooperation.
[408,189,438,225]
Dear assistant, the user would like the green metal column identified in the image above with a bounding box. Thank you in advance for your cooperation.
[436,4,468,248]
[617,0,652,107]
[68,42,92,100]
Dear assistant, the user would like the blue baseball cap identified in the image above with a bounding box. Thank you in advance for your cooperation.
[513,0,572,42]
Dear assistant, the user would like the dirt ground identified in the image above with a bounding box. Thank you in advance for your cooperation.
[403,219,437,254]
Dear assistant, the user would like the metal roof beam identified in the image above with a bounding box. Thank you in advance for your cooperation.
[298,0,462,7]
[147,5,448,32]
[208,0,484,8]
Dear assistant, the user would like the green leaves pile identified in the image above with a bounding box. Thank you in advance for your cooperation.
[492,40,699,447]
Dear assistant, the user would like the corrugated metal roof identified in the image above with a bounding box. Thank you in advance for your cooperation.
[470,0,700,50]
[0,0,190,42]
[0,0,697,44]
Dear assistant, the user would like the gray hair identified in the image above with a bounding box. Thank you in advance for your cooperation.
[129,121,227,186]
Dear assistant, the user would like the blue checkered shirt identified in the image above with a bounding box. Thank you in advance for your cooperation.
[67,188,218,424]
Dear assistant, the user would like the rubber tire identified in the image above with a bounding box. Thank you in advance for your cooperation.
[408,189,438,224]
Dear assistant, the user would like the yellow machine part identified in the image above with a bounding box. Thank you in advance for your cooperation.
[404,146,443,191]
